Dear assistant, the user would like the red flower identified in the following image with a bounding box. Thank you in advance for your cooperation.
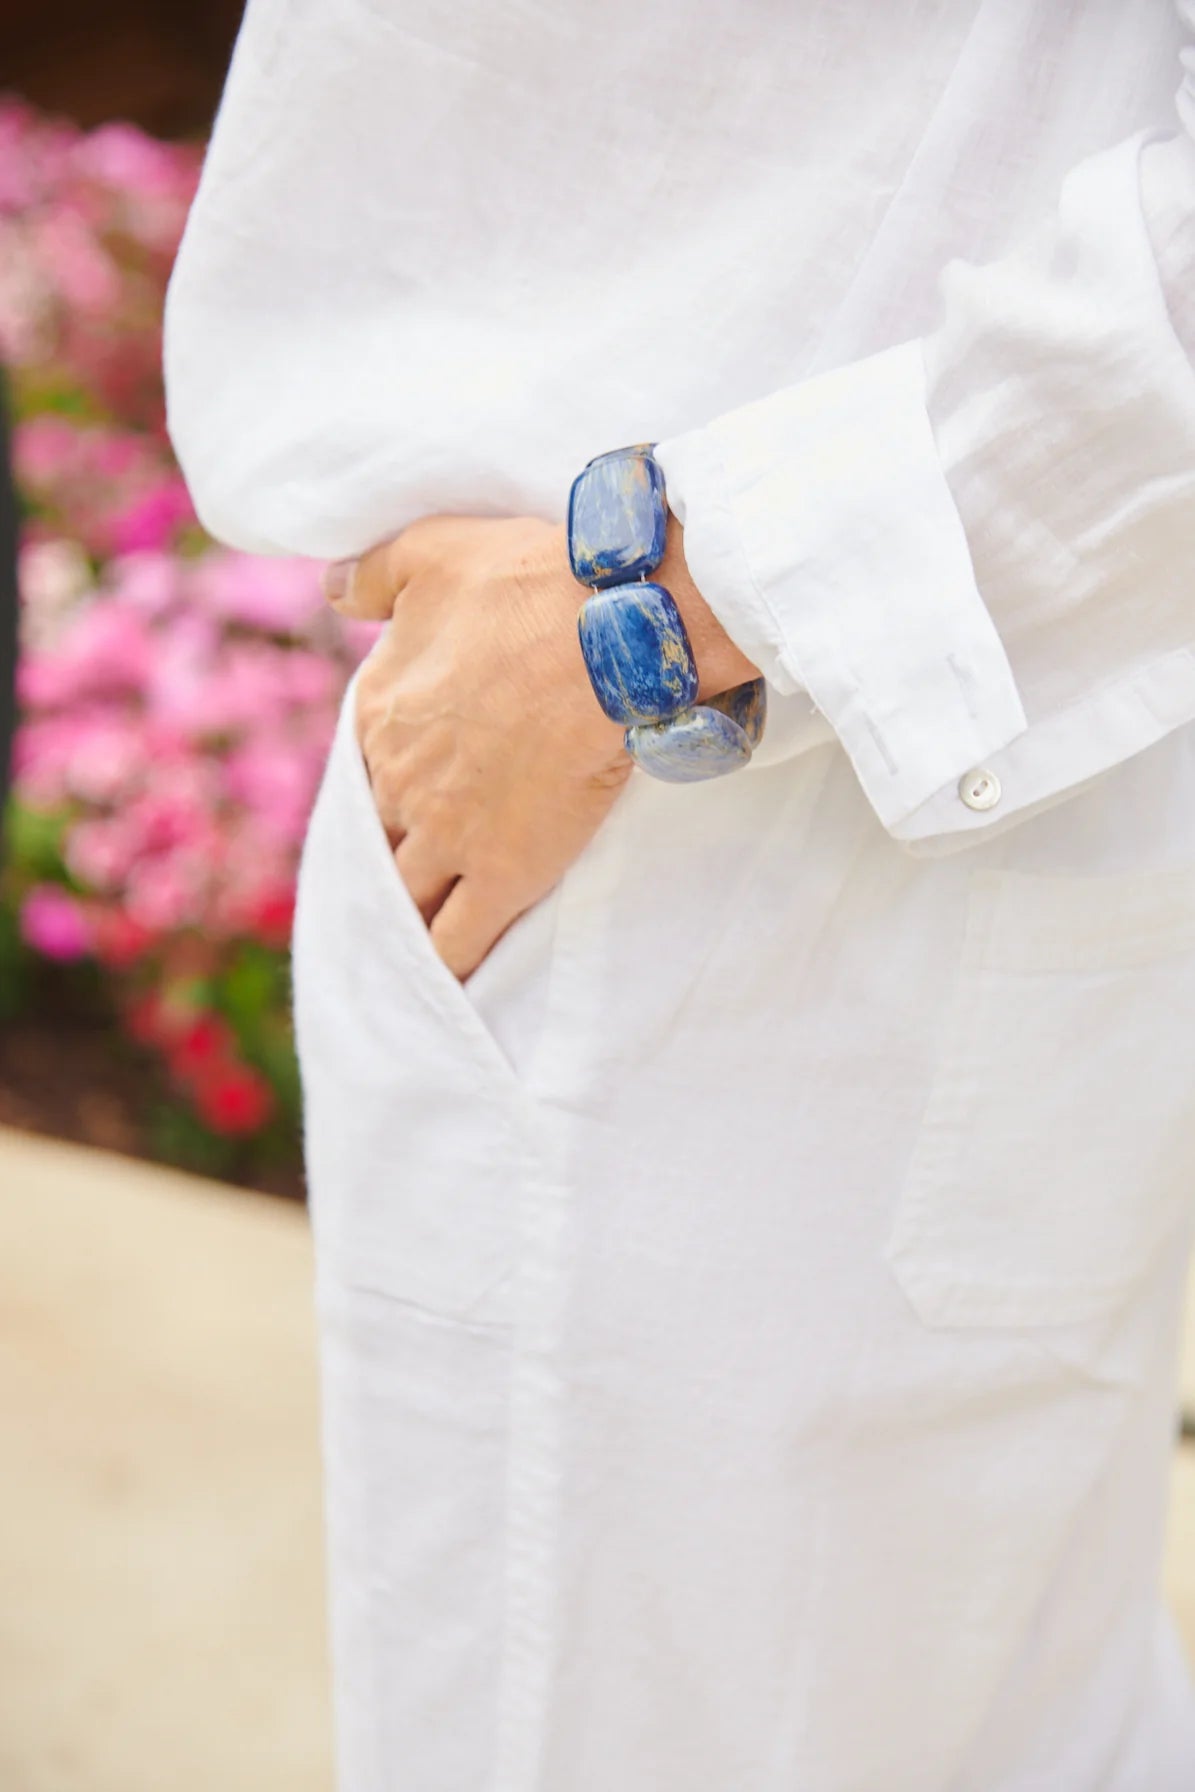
[168,1011,233,1081]
[193,1061,274,1136]
[93,909,155,968]
[248,888,296,949]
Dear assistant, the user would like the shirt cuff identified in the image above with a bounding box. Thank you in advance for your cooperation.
[655,339,1028,835]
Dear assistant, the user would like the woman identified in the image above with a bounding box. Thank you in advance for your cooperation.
[165,4,1195,1788]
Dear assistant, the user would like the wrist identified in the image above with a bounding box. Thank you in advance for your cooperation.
[537,524,628,756]
[654,514,760,702]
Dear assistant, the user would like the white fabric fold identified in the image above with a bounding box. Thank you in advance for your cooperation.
[656,341,1029,832]
[662,123,1195,848]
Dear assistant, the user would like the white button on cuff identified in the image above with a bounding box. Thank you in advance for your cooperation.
[959,767,1001,812]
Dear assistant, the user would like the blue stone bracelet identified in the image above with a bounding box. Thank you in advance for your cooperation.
[567,444,766,781]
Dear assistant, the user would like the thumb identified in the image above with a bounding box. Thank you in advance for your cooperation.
[322,534,406,619]
[322,514,474,618]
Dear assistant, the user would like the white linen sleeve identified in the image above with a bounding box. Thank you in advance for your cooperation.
[655,21,1195,850]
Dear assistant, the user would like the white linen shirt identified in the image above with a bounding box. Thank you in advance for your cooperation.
[165,5,1195,1790]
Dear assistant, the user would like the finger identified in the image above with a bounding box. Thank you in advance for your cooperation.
[322,515,478,619]
[323,535,408,619]
[429,877,519,982]
[393,833,459,924]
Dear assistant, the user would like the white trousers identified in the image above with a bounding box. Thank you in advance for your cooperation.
[293,664,1195,1792]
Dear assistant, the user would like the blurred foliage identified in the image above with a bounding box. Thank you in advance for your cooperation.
[0,97,377,1184]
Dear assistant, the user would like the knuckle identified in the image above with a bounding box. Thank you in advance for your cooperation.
[471,854,518,901]
[419,787,461,840]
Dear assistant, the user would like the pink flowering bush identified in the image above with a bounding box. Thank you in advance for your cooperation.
[1,97,377,1179]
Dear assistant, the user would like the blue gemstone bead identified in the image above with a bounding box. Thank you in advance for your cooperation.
[568,447,668,587]
[624,704,754,782]
[705,677,768,749]
[577,582,699,724]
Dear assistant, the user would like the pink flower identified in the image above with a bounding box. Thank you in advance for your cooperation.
[189,552,327,633]
[156,640,291,737]
[14,415,79,486]
[12,708,143,810]
[12,424,184,564]
[0,110,40,213]
[65,816,142,892]
[123,852,208,932]
[121,769,221,858]
[142,612,223,735]
[73,123,186,201]
[0,102,76,214]
[89,430,147,482]
[108,477,194,553]
[1,97,358,1003]
[17,538,93,649]
[74,601,156,691]
[0,233,52,363]
[223,737,318,843]
[63,712,145,803]
[277,650,340,708]
[31,208,120,313]
[20,885,92,961]
[18,647,82,709]
[18,600,154,707]
[104,551,184,619]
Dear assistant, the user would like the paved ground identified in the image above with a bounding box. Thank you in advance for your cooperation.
[0,1129,331,1792]
[0,1124,1192,1790]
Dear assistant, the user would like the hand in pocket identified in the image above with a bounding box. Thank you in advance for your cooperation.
[330,515,631,980]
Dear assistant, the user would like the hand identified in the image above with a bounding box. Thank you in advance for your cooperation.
[325,513,758,980]
[328,515,627,980]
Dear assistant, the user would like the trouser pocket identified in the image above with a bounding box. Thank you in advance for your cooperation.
[292,667,555,1322]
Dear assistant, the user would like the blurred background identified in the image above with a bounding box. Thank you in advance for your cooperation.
[0,7,1192,1791]
[2,6,341,1787]
[2,3,381,1195]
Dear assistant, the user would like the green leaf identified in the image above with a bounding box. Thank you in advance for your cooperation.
[3,800,69,882]
[219,943,287,1032]
[252,1022,302,1119]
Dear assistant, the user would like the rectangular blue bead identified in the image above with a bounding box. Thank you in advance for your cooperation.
[625,705,753,781]
[577,581,699,724]
[568,447,668,588]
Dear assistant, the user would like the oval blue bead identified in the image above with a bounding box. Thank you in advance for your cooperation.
[568,448,668,588]
[624,704,753,782]
[578,582,699,724]
[704,677,768,749]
